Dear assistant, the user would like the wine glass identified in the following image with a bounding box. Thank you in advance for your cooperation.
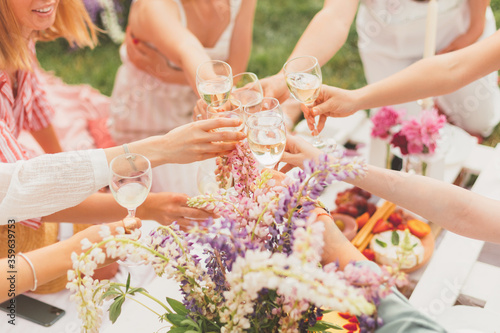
[207,98,245,132]
[109,153,152,264]
[243,96,283,121]
[246,114,287,169]
[196,60,232,105]
[230,72,263,108]
[283,55,324,148]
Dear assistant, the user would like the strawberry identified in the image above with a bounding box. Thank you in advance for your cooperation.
[362,249,376,261]
[388,212,403,227]
[372,219,394,234]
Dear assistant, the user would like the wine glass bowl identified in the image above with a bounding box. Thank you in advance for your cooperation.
[109,153,152,217]
[207,98,244,132]
[243,96,283,120]
[246,114,287,169]
[283,56,324,148]
[230,72,263,108]
[196,60,233,105]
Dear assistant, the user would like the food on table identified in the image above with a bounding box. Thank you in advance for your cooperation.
[407,219,432,238]
[355,212,370,229]
[362,248,376,262]
[333,186,376,219]
[370,229,424,270]
[372,218,394,234]
[334,219,345,231]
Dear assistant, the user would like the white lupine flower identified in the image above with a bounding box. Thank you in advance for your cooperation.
[98,226,111,238]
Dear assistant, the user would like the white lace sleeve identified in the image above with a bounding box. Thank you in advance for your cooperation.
[0,149,108,224]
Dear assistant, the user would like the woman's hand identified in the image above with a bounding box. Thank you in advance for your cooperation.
[125,27,174,82]
[280,134,322,173]
[133,118,246,166]
[138,192,215,229]
[260,74,290,104]
[309,85,360,131]
[193,98,208,121]
[438,31,483,54]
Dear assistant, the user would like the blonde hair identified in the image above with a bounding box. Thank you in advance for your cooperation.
[0,0,98,71]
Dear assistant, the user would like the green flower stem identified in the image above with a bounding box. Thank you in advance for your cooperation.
[114,283,173,314]
[125,295,164,318]
[386,144,392,170]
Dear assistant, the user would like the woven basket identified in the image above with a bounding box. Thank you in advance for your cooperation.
[0,222,67,294]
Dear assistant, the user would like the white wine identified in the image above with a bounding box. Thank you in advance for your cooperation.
[113,182,149,209]
[198,76,232,104]
[248,128,286,167]
[286,72,321,105]
[230,90,263,107]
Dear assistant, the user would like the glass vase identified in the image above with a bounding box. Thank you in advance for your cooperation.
[403,154,428,176]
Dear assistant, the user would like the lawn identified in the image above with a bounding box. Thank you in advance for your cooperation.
[37,0,500,145]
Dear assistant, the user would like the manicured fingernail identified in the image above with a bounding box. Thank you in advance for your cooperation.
[132,38,139,45]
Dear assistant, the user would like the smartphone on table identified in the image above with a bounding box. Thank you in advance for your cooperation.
[0,294,65,327]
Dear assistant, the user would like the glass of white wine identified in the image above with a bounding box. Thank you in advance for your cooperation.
[246,114,287,169]
[283,55,324,148]
[207,98,244,132]
[230,72,263,109]
[196,60,233,105]
[243,96,283,121]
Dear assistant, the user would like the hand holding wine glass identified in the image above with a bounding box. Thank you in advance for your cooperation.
[283,56,324,148]
[207,98,245,132]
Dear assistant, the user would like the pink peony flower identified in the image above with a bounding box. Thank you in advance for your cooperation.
[371,106,405,140]
[399,108,446,155]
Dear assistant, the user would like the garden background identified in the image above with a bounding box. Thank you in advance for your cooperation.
[37,0,500,145]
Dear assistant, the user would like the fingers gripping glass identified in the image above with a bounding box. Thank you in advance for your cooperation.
[283,56,324,148]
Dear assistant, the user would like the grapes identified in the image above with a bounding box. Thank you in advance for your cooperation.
[333,187,374,218]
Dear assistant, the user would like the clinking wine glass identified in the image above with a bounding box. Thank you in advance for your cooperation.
[283,55,324,148]
[207,98,245,132]
[196,60,233,105]
[243,96,283,121]
[246,114,287,169]
[109,153,152,265]
[230,72,263,109]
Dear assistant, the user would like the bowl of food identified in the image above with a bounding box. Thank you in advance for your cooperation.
[331,213,358,241]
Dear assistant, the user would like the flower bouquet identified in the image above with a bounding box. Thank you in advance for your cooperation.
[68,142,402,333]
[371,107,446,175]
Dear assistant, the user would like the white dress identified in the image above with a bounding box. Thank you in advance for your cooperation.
[108,0,242,196]
[357,0,500,136]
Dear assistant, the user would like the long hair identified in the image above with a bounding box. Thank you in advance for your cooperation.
[0,0,98,71]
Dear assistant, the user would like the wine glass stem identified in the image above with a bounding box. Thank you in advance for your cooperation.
[128,209,136,218]
[305,104,325,148]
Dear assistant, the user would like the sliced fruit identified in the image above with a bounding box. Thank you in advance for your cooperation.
[372,219,394,234]
[355,212,370,230]
[407,219,431,238]
[362,248,376,261]
[388,211,403,227]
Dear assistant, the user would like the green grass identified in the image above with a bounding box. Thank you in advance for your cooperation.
[37,0,500,144]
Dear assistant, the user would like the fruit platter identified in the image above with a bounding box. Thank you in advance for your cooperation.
[331,186,435,273]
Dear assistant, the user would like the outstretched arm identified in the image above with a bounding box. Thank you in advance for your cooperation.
[282,135,500,244]
[312,29,500,119]
[261,0,359,102]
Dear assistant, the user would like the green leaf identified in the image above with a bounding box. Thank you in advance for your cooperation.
[180,319,199,328]
[375,239,387,248]
[127,287,145,296]
[308,320,342,331]
[125,273,131,292]
[100,289,122,301]
[167,327,188,333]
[166,297,188,316]
[166,313,188,327]
[412,242,419,249]
[391,230,400,246]
[108,296,125,324]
